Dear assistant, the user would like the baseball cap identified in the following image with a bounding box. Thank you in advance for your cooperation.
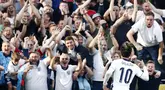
[124,1,133,9]
[87,10,96,16]
[92,13,101,19]
[122,1,133,9]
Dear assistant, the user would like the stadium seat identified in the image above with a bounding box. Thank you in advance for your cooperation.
[159,84,165,90]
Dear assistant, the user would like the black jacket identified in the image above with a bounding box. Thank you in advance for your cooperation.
[57,44,93,68]
[138,72,165,90]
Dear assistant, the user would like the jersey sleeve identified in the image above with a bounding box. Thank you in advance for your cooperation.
[70,65,77,72]
[135,65,149,81]
[103,61,116,85]
[108,60,116,72]
[56,65,61,72]
[134,65,143,77]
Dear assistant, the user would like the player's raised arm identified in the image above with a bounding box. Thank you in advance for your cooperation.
[136,60,149,81]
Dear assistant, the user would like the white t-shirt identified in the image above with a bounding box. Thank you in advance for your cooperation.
[6,17,15,28]
[92,50,105,81]
[7,59,26,80]
[55,65,77,90]
[131,18,163,47]
[104,47,115,62]
[24,60,48,90]
[107,59,147,90]
[136,10,164,23]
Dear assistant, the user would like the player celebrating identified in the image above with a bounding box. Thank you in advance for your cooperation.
[103,42,149,90]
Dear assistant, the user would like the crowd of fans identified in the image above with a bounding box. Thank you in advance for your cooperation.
[0,0,165,90]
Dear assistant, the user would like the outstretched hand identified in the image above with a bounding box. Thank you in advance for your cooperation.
[137,60,145,68]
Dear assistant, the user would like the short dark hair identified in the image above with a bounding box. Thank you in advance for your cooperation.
[65,36,74,42]
[77,34,83,38]
[29,51,40,56]
[73,13,83,19]
[145,11,155,17]
[45,12,53,21]
[146,60,155,65]
[120,42,133,57]
[72,34,79,38]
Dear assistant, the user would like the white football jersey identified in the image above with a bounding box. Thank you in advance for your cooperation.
[105,59,148,90]
[55,65,77,90]
[7,59,26,79]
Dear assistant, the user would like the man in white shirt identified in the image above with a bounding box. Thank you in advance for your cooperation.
[22,52,51,90]
[135,2,164,23]
[51,53,82,90]
[103,42,149,90]
[88,29,119,90]
[127,11,164,70]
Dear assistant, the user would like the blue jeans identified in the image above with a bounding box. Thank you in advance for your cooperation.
[137,45,161,70]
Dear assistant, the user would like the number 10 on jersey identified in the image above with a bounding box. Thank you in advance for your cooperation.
[119,67,133,83]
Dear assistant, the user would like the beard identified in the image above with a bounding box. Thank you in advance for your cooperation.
[30,60,39,66]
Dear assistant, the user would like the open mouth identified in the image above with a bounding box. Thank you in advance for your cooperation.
[5,48,9,51]
[62,63,68,67]
[146,9,151,12]
[148,69,152,73]
[103,48,107,51]
[7,34,11,36]
[6,35,11,39]
[148,24,151,26]
[63,61,68,64]
[4,49,9,53]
